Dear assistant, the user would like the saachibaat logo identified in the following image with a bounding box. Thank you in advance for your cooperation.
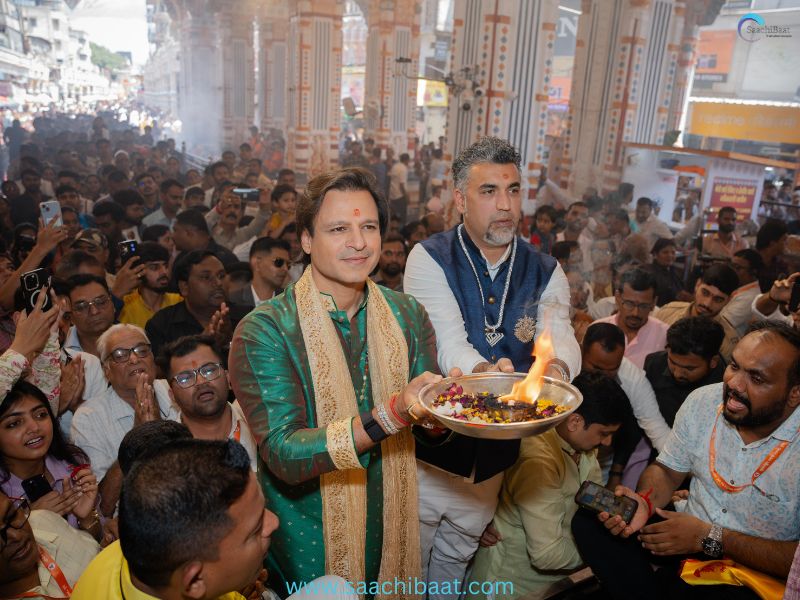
[738,12,792,42]
[738,13,765,42]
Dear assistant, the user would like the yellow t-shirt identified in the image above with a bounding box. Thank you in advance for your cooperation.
[119,291,183,329]
[72,540,246,600]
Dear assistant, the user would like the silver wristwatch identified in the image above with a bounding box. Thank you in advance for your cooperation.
[701,523,724,558]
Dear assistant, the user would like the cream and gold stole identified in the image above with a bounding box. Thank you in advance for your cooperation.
[295,267,420,599]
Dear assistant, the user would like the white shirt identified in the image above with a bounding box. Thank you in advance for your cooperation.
[233,236,257,261]
[751,292,793,326]
[404,241,581,378]
[589,296,617,320]
[720,281,761,337]
[70,379,180,480]
[388,161,408,200]
[617,357,671,452]
[635,213,673,249]
[555,230,594,274]
[59,349,109,442]
[597,357,672,479]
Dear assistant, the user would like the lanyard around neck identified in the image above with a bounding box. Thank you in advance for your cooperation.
[708,404,794,497]
[8,545,72,599]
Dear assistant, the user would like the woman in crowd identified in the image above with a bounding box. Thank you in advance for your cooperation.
[0,290,102,541]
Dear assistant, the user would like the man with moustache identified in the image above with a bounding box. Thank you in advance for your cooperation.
[119,242,182,329]
[572,321,800,600]
[701,206,748,260]
[146,251,243,358]
[158,335,258,468]
[404,137,579,599]
[205,183,270,251]
[372,232,406,291]
[655,264,740,362]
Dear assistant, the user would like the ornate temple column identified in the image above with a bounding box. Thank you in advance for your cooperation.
[177,3,221,155]
[666,1,723,134]
[285,0,344,177]
[258,1,290,134]
[443,0,560,196]
[216,2,257,151]
[558,0,724,195]
[362,0,422,154]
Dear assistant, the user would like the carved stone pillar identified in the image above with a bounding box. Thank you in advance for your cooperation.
[217,3,256,151]
[559,0,723,195]
[444,0,560,196]
[285,0,344,177]
[258,1,290,134]
[177,5,221,154]
[363,0,422,154]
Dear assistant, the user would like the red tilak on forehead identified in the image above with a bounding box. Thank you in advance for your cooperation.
[354,208,361,216]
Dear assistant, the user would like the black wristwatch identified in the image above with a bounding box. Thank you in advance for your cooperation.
[361,410,389,443]
[701,524,724,558]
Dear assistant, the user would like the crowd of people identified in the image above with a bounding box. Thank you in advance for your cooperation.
[0,111,798,600]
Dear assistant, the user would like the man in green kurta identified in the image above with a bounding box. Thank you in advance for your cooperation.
[230,167,447,599]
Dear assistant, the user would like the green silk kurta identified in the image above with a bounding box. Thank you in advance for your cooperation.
[230,282,438,596]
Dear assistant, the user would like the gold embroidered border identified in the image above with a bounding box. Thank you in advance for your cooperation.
[326,418,362,471]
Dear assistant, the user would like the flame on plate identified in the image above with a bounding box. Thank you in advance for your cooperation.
[500,328,554,404]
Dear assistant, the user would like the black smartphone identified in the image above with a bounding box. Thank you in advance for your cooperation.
[789,281,800,313]
[575,480,639,524]
[21,474,52,503]
[118,240,138,264]
[20,268,52,314]
[232,188,260,202]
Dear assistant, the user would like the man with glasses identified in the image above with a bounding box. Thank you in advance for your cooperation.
[64,274,116,358]
[71,324,179,515]
[230,237,290,310]
[594,268,668,369]
[0,494,100,598]
[146,251,247,358]
[158,334,258,468]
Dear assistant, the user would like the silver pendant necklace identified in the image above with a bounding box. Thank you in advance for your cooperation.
[457,224,517,347]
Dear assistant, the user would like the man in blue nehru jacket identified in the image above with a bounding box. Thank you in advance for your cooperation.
[405,137,579,599]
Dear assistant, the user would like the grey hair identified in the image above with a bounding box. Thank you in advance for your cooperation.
[451,137,522,193]
[97,323,150,362]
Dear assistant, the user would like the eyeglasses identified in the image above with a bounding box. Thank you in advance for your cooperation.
[620,299,654,312]
[72,295,110,314]
[171,362,224,389]
[272,258,287,268]
[106,343,152,364]
[0,497,30,546]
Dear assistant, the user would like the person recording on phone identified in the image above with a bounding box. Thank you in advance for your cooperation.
[118,242,182,329]
[571,322,800,600]
[465,372,627,599]
[204,182,270,251]
[0,219,68,313]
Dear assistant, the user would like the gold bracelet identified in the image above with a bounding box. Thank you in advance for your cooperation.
[79,509,100,530]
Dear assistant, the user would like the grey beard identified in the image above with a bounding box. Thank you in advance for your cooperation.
[484,226,515,246]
